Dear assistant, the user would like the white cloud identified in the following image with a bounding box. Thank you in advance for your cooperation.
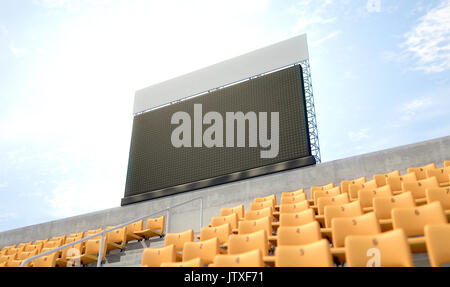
[9,43,29,57]
[311,30,341,47]
[347,128,370,142]
[293,16,336,35]
[402,1,450,73]
[366,0,381,13]
[399,97,433,121]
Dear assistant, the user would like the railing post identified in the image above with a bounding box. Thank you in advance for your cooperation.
[96,233,105,267]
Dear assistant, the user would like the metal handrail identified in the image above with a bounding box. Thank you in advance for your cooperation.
[21,196,204,267]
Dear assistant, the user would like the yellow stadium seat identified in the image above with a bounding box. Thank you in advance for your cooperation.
[424,224,450,267]
[341,177,366,194]
[165,229,194,260]
[249,200,274,211]
[317,193,349,215]
[277,221,321,246]
[358,185,393,209]
[426,187,450,211]
[244,206,273,223]
[106,226,127,251]
[407,163,437,180]
[57,237,83,267]
[32,253,58,267]
[331,212,381,248]
[213,249,264,267]
[373,192,415,220]
[254,194,277,206]
[160,257,202,267]
[279,209,315,227]
[125,220,143,242]
[134,216,165,239]
[280,193,307,205]
[0,255,15,267]
[387,172,417,194]
[392,202,447,253]
[228,230,268,256]
[348,180,378,201]
[324,201,363,228]
[275,239,334,267]
[199,223,231,246]
[345,229,413,267]
[17,242,32,253]
[220,204,245,220]
[444,161,450,168]
[238,216,272,239]
[182,237,220,265]
[210,213,238,230]
[141,245,176,267]
[426,168,450,185]
[313,186,341,206]
[278,201,310,214]
[281,189,304,197]
[373,170,400,187]
[66,236,107,266]
[402,176,439,201]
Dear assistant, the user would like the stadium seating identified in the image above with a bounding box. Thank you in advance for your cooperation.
[277,221,321,246]
[387,172,417,194]
[324,201,363,228]
[280,194,307,204]
[182,237,220,265]
[220,205,245,220]
[105,226,127,251]
[426,168,450,186]
[341,177,366,194]
[348,180,378,201]
[275,239,334,267]
[402,176,440,203]
[141,245,176,267]
[278,201,309,213]
[160,257,203,267]
[313,187,341,206]
[125,220,143,242]
[164,229,194,261]
[278,209,315,227]
[373,170,400,187]
[426,188,450,216]
[358,185,393,209]
[407,163,437,180]
[228,230,268,256]
[134,216,165,239]
[243,207,273,223]
[424,224,450,267]
[213,249,264,267]
[199,223,231,246]
[210,213,238,229]
[281,188,304,197]
[317,193,349,215]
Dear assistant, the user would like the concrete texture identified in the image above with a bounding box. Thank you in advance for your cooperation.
[0,135,449,249]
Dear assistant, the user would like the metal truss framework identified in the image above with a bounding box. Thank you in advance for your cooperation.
[300,59,321,163]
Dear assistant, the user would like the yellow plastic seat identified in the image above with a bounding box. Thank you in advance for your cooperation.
[199,223,231,246]
[345,229,413,267]
[341,177,366,194]
[445,161,450,168]
[373,192,415,220]
[424,224,450,267]
[407,163,437,180]
[313,186,341,206]
[324,201,363,228]
[275,239,334,267]
[402,176,439,200]
[125,220,143,242]
[249,200,274,211]
[160,257,202,267]
[254,194,277,206]
[213,249,264,267]
[165,229,194,260]
[210,213,238,229]
[134,216,165,239]
[278,201,309,214]
[238,216,272,238]
[0,255,16,267]
[281,189,305,197]
[349,180,378,201]
[141,245,176,267]
[277,221,321,246]
[220,205,245,220]
[182,237,220,265]
[373,170,400,187]
[66,237,107,265]
[106,226,127,251]
[331,212,381,248]
[280,193,307,205]
[57,237,83,267]
[387,172,417,194]
[279,209,315,227]
[358,185,393,209]
[317,193,349,215]
[426,187,450,210]
[228,230,268,256]
[426,168,450,185]
[32,253,58,267]
[244,207,273,222]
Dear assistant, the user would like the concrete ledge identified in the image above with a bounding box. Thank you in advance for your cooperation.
[0,135,449,247]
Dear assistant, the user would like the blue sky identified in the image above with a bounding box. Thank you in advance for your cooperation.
[0,0,449,231]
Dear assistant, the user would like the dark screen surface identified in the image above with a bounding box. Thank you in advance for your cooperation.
[122,65,315,206]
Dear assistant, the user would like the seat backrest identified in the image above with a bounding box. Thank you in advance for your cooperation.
[281,188,304,197]
[141,245,176,267]
[331,212,381,248]
[424,224,450,267]
[358,185,393,208]
[220,204,245,220]
[277,221,321,246]
[85,228,103,240]
[445,161,450,168]
[199,223,231,245]
[146,216,165,234]
[341,177,366,194]
[280,193,307,205]
[349,180,378,201]
[324,201,363,228]
[254,194,277,206]
[84,237,108,260]
[387,172,417,193]
[17,249,38,260]
[402,176,439,199]
[249,200,273,211]
[61,237,83,260]
[279,209,315,227]
[32,253,57,267]
[126,220,143,236]
[106,226,126,244]
[213,249,264,267]
[313,186,341,206]
[24,244,40,253]
[407,163,436,180]
[373,170,400,187]
[228,230,268,256]
[392,202,447,237]
[182,237,219,265]
[275,239,334,267]
[164,229,194,252]
[238,216,272,237]
[317,193,349,215]
[243,206,273,222]
[160,257,202,267]
[279,201,309,214]
[345,229,413,267]
[426,168,450,184]
[373,192,415,220]
[210,213,238,229]
[426,187,450,210]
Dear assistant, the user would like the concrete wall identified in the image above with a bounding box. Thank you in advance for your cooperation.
[1,135,449,247]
